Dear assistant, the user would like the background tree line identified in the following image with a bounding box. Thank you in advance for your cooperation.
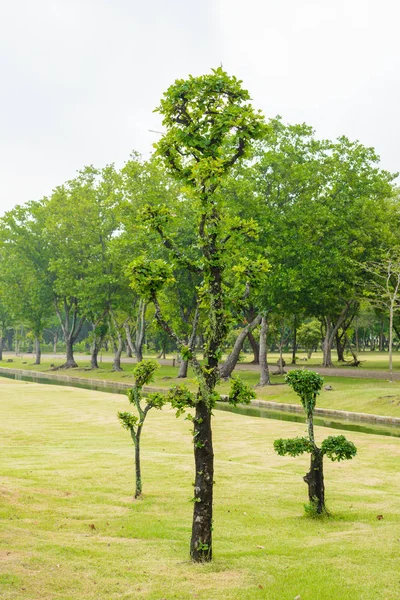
[0,117,399,380]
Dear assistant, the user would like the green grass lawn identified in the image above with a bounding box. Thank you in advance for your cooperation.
[3,357,400,419]
[1,379,400,599]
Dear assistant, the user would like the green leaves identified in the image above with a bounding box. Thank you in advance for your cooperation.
[154,67,266,190]
[133,359,160,388]
[228,376,256,406]
[147,392,166,410]
[273,437,314,457]
[166,384,197,417]
[285,370,324,413]
[321,435,357,462]
[128,257,175,298]
[118,411,138,430]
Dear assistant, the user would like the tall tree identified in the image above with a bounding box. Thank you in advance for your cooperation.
[363,252,400,381]
[129,68,266,562]
[0,202,54,364]
[44,165,121,367]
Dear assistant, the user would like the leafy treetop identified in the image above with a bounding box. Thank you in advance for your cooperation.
[285,369,324,413]
[154,67,267,191]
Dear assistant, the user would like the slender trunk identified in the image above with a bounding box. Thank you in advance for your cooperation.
[124,323,135,356]
[34,336,41,365]
[190,400,213,562]
[258,316,270,386]
[135,300,146,363]
[389,304,394,382]
[303,448,325,514]
[291,314,297,364]
[355,318,359,353]
[178,305,199,379]
[219,315,262,379]
[53,331,58,354]
[248,331,260,364]
[110,311,124,372]
[126,342,132,358]
[0,336,3,361]
[134,428,142,499]
[379,319,384,352]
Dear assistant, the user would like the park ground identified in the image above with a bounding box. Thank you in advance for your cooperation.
[1,378,400,600]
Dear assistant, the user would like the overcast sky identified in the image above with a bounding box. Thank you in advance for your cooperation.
[1,0,399,215]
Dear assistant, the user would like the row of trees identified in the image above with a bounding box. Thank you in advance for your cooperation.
[0,134,398,376]
[1,68,399,561]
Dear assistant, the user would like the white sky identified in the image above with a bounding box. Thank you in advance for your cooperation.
[1,0,399,215]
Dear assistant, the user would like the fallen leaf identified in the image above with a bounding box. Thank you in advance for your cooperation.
[256,545,265,549]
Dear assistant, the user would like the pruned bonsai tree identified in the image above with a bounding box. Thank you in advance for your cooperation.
[274,369,357,514]
[118,359,166,499]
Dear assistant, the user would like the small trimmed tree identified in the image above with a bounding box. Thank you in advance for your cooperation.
[118,360,166,499]
[274,370,357,514]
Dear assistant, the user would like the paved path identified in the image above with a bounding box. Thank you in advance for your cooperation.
[4,352,399,381]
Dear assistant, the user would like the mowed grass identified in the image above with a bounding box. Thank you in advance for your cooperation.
[3,357,400,418]
[1,380,400,600]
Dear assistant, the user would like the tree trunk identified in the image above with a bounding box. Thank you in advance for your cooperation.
[389,304,394,382]
[110,311,124,372]
[303,448,326,514]
[220,315,262,379]
[190,400,213,562]
[134,428,142,499]
[178,306,199,379]
[126,342,132,358]
[53,331,58,354]
[335,331,346,362]
[54,298,84,368]
[355,318,359,353]
[112,341,123,371]
[291,314,297,364]
[0,336,3,361]
[322,323,333,368]
[248,331,260,364]
[64,338,78,368]
[379,319,384,351]
[178,360,189,378]
[90,338,100,369]
[258,316,270,386]
[34,336,41,365]
[135,300,146,363]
